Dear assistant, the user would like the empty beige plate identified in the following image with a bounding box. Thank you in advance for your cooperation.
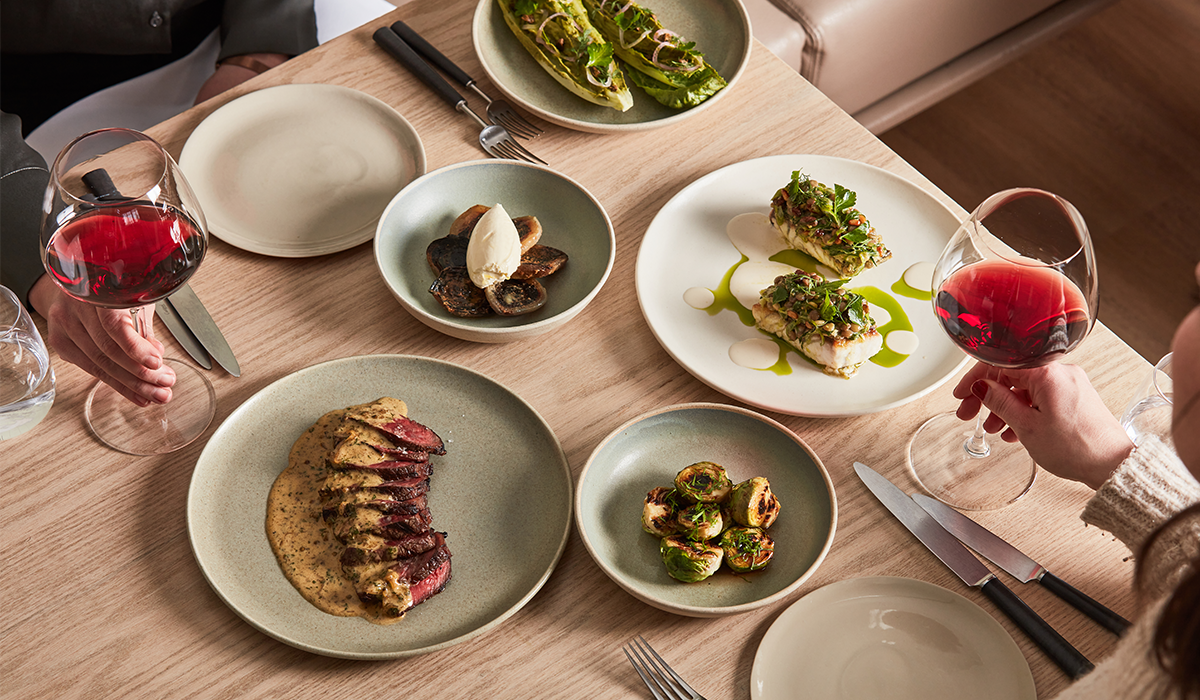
[180,84,426,257]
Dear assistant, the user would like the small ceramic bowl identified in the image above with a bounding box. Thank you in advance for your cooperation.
[575,403,837,617]
[374,160,615,343]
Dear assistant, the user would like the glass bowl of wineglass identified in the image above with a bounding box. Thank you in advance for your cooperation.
[907,188,1098,510]
[39,128,214,455]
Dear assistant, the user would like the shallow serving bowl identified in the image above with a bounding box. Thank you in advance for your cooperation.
[575,403,837,617]
[374,160,615,343]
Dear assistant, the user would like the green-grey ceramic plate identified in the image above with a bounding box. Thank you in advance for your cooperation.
[374,160,615,343]
[472,0,752,133]
[575,403,836,616]
[187,355,572,659]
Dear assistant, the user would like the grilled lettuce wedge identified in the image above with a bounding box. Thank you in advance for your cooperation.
[582,0,727,108]
[498,0,633,111]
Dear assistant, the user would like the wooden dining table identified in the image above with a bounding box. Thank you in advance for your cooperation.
[0,1,1157,698]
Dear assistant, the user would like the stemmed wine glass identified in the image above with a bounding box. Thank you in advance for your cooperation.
[908,188,1098,510]
[39,128,215,455]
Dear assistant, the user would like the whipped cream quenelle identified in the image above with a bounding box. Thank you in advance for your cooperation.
[466,204,523,288]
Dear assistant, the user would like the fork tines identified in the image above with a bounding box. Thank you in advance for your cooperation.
[493,138,547,166]
[622,636,706,700]
[489,110,543,140]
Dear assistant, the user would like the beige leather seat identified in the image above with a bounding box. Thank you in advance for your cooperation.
[745,0,1118,133]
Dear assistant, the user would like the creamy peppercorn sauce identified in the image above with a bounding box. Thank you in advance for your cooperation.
[265,409,403,625]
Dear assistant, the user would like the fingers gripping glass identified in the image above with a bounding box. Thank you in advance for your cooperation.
[39,128,216,455]
[907,189,1098,510]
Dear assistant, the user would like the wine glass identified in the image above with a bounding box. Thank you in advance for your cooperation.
[908,188,1098,510]
[39,128,215,455]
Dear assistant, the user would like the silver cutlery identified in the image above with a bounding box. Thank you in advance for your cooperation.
[389,20,543,139]
[161,284,240,376]
[156,297,211,370]
[372,27,546,164]
[854,462,1094,680]
[622,636,707,700]
[912,493,1131,635]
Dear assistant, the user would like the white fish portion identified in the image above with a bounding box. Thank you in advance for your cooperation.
[752,304,883,379]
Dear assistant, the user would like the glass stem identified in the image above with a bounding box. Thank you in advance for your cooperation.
[963,364,997,458]
[130,306,147,339]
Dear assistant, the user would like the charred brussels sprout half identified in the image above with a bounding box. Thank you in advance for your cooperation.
[660,536,723,583]
[674,461,732,503]
[676,502,724,541]
[719,527,775,573]
[642,487,683,536]
[730,477,781,528]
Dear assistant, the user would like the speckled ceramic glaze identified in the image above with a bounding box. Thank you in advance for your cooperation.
[472,0,752,133]
[575,403,836,616]
[187,355,572,658]
[374,159,615,342]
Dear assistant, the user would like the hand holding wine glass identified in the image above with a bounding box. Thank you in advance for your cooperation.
[908,188,1099,510]
[39,127,215,455]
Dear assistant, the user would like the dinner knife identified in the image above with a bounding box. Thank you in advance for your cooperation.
[854,462,1095,679]
[912,493,1132,635]
[164,284,240,377]
[155,298,212,370]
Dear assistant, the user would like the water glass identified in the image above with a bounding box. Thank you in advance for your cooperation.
[1120,352,1173,447]
[0,285,55,440]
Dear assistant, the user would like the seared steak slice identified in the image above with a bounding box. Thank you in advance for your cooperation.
[355,533,452,617]
[327,460,432,482]
[339,531,441,566]
[321,492,428,521]
[319,475,430,503]
[329,507,433,541]
[345,398,446,455]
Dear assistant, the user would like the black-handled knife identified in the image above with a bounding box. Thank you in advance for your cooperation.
[389,20,479,96]
[372,26,468,112]
[854,462,1095,680]
[912,493,1131,635]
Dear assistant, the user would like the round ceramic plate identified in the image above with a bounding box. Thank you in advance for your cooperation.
[187,355,572,659]
[472,0,752,133]
[751,576,1036,699]
[375,159,615,343]
[636,154,970,417]
[575,403,836,617]
[180,84,426,257]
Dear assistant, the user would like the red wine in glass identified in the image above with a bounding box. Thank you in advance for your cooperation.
[935,259,1091,369]
[44,202,205,308]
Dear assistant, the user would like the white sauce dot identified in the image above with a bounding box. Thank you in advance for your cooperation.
[729,261,795,310]
[886,330,920,355]
[683,286,715,310]
[871,306,892,327]
[726,212,779,261]
[730,338,781,370]
[903,262,935,292]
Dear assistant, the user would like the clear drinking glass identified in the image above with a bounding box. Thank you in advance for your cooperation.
[0,285,55,440]
[1120,352,1173,448]
[908,188,1098,510]
[39,128,215,455]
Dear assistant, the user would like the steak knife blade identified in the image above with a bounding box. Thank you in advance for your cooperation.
[854,462,1094,679]
[912,493,1131,635]
[165,284,240,377]
[155,299,211,370]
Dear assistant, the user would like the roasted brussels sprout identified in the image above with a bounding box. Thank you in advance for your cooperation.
[729,477,781,528]
[676,502,724,541]
[719,527,775,573]
[660,535,723,583]
[674,461,733,503]
[642,487,684,536]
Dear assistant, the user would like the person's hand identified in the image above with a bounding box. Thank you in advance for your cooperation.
[194,53,288,104]
[28,275,175,407]
[952,361,1134,489]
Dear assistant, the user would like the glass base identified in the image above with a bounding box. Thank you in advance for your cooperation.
[907,412,1037,511]
[85,358,215,455]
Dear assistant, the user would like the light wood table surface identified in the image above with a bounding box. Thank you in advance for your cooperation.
[1,2,1154,698]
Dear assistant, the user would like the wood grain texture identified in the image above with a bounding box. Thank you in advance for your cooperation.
[0,2,1155,698]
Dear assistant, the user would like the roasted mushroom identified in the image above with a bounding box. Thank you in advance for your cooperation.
[642,487,683,537]
[660,535,722,583]
[719,527,774,573]
[485,278,547,316]
[430,268,491,317]
[512,244,569,279]
[426,236,468,275]
[674,461,733,503]
[729,477,780,528]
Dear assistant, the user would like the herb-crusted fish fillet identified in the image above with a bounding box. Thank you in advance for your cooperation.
[769,171,891,279]
[751,271,882,379]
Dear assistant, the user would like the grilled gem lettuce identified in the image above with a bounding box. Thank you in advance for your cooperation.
[582,0,727,108]
[498,0,633,111]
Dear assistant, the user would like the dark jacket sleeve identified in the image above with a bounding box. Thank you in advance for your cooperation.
[0,112,51,306]
[218,0,318,60]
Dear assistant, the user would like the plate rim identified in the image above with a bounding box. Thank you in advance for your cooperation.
[635,153,971,417]
[186,353,573,659]
[180,83,427,258]
[749,575,1037,700]
[574,401,838,616]
[471,0,753,134]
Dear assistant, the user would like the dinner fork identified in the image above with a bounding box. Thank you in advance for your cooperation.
[372,27,546,165]
[390,20,543,140]
[622,636,707,700]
